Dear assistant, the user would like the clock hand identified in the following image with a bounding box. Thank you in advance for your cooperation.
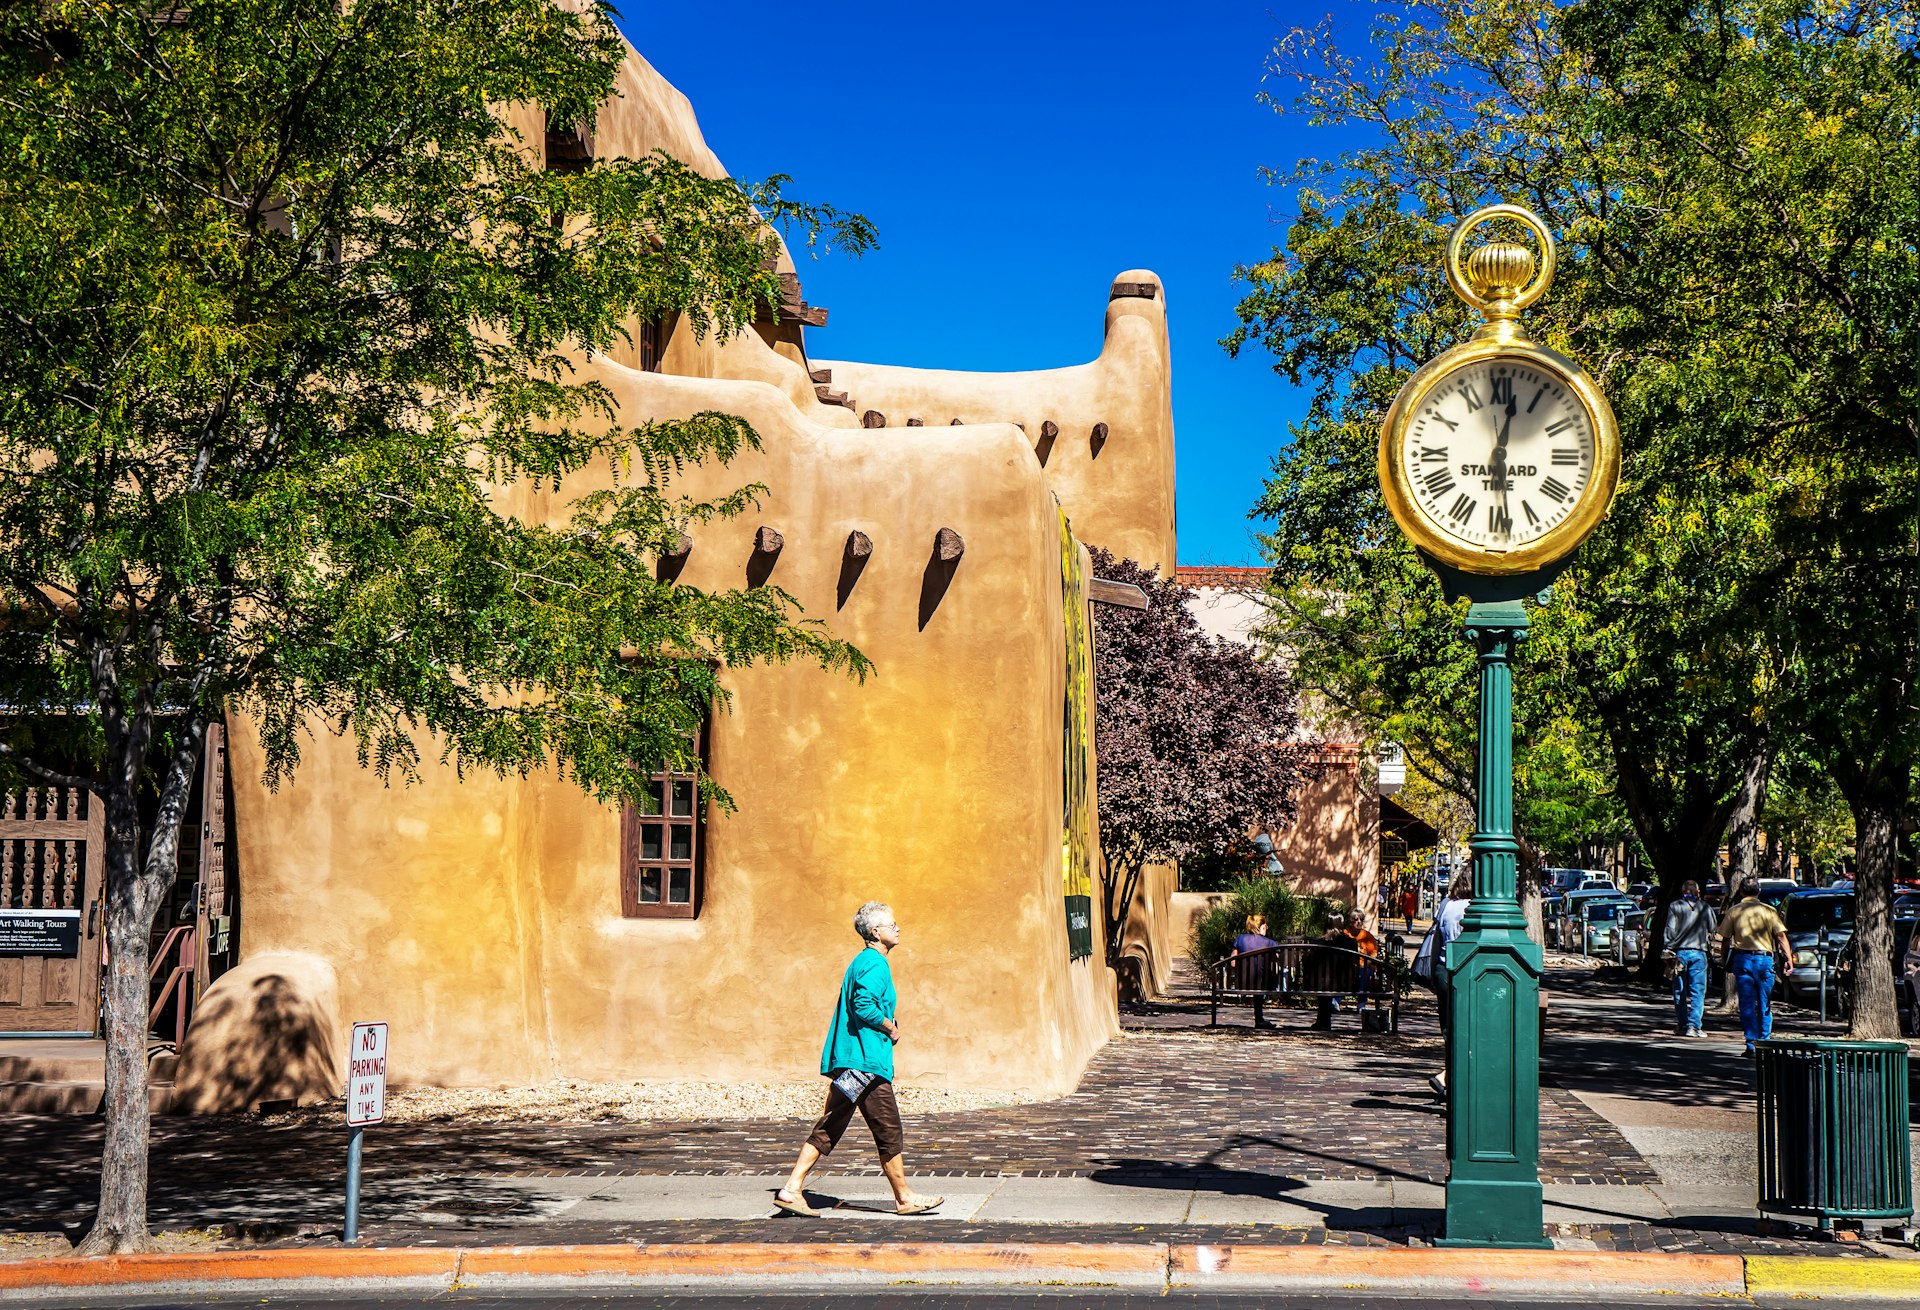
[1490,394,1516,538]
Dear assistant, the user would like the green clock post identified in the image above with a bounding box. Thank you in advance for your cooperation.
[1375,205,1621,1248]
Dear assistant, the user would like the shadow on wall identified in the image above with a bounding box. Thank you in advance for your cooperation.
[174,954,341,1113]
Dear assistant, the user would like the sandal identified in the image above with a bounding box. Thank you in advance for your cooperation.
[773,1190,819,1217]
[895,1196,945,1215]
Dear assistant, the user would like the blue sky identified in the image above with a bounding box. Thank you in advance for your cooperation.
[619,2,1374,566]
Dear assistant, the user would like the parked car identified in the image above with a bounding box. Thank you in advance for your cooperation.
[1780,888,1855,1009]
[1574,897,1634,956]
[1755,878,1800,908]
[1834,914,1918,1027]
[1703,881,1729,907]
[1618,908,1649,965]
[1555,887,1628,950]
[1626,882,1655,907]
[1902,919,1920,1036]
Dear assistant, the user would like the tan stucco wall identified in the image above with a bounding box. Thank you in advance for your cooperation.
[817,284,1176,572]
[1118,860,1178,999]
[1169,890,1228,959]
[1269,753,1381,934]
[184,370,1119,1102]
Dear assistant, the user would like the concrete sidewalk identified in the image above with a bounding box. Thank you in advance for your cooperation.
[470,1170,1757,1231]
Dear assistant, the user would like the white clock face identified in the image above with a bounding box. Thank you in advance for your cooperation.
[1401,359,1596,550]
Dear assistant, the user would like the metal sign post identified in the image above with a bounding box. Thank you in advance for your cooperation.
[344,1021,388,1243]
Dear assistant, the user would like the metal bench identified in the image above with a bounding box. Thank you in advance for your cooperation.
[1207,940,1402,1032]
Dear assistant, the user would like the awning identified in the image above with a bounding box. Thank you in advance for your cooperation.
[1380,796,1439,850]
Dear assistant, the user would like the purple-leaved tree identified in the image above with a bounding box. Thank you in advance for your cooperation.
[1090,551,1311,977]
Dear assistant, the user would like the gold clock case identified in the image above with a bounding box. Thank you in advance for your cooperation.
[1377,332,1620,576]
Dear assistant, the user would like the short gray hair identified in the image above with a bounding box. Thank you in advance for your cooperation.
[854,900,894,941]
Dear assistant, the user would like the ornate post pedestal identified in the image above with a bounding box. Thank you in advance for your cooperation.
[1441,598,1547,1248]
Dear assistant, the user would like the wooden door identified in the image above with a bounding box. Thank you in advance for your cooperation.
[0,786,105,1036]
[193,723,230,1000]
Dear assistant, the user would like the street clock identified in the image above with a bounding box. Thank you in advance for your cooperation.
[1378,205,1620,577]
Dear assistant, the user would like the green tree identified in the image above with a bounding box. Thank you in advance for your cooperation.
[1229,0,1917,1017]
[1087,552,1310,979]
[0,0,873,1252]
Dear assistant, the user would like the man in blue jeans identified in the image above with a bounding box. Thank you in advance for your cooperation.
[1663,880,1713,1037]
[1715,879,1795,1056]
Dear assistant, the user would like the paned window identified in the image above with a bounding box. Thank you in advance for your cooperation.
[620,738,705,919]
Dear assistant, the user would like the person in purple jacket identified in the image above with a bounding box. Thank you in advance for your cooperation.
[774,901,944,1217]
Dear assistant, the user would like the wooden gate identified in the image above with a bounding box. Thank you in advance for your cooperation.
[0,786,105,1036]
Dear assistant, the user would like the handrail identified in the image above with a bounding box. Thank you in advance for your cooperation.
[150,926,192,983]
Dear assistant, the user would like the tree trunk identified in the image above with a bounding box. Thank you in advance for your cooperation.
[1714,745,1773,1008]
[77,713,207,1255]
[1101,838,1146,973]
[1847,789,1902,1039]
[76,793,154,1255]
[1726,745,1772,886]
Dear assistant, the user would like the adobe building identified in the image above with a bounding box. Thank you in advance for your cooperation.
[94,41,1182,1108]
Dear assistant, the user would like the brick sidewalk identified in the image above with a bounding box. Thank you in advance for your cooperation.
[0,964,1897,1259]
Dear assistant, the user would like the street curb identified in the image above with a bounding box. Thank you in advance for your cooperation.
[1745,1254,1920,1300]
[0,1241,1916,1300]
[1169,1245,1745,1296]
[455,1242,1171,1290]
[0,1247,459,1301]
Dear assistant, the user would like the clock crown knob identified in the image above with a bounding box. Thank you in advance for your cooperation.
[1465,241,1536,320]
[1445,205,1557,337]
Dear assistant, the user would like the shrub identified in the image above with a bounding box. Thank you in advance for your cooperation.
[1186,876,1350,970]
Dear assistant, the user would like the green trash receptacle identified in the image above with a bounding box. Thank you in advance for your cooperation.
[1755,1038,1912,1231]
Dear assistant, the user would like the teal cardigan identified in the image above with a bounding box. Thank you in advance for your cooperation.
[820,946,896,1080]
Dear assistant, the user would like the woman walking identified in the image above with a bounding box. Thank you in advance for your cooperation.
[775,901,944,1217]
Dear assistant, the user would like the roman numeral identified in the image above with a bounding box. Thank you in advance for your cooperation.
[1490,376,1513,405]
[1462,384,1485,412]
[1489,504,1512,535]
[1419,446,1447,463]
[1527,386,1546,413]
[1427,410,1458,431]
[1551,449,1580,465]
[1522,501,1540,526]
[1448,493,1475,523]
[1540,477,1571,503]
[1422,468,1455,496]
[1545,417,1577,437]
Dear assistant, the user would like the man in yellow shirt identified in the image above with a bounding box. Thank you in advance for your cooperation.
[1716,880,1795,1056]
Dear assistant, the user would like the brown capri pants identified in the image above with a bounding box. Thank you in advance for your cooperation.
[805,1075,904,1160]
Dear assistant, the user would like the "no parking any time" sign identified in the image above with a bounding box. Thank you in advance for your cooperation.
[346,1021,388,1127]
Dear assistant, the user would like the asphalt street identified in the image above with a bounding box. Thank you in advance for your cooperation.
[34,1292,1910,1310]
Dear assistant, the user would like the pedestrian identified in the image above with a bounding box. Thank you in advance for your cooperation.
[1312,912,1383,1030]
[774,901,944,1217]
[1400,885,1419,932]
[1422,870,1473,1098]
[1664,879,1712,1037]
[1715,878,1795,1057]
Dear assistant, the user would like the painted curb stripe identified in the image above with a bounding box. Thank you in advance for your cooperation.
[1746,1255,1920,1300]
[1168,1246,1746,1295]
[455,1242,1172,1285]
[0,1247,458,1290]
[6,1241,1913,1298]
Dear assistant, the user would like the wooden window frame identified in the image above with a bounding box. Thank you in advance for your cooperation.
[619,729,707,919]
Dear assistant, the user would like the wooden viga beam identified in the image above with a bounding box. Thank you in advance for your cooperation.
[1087,577,1149,610]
